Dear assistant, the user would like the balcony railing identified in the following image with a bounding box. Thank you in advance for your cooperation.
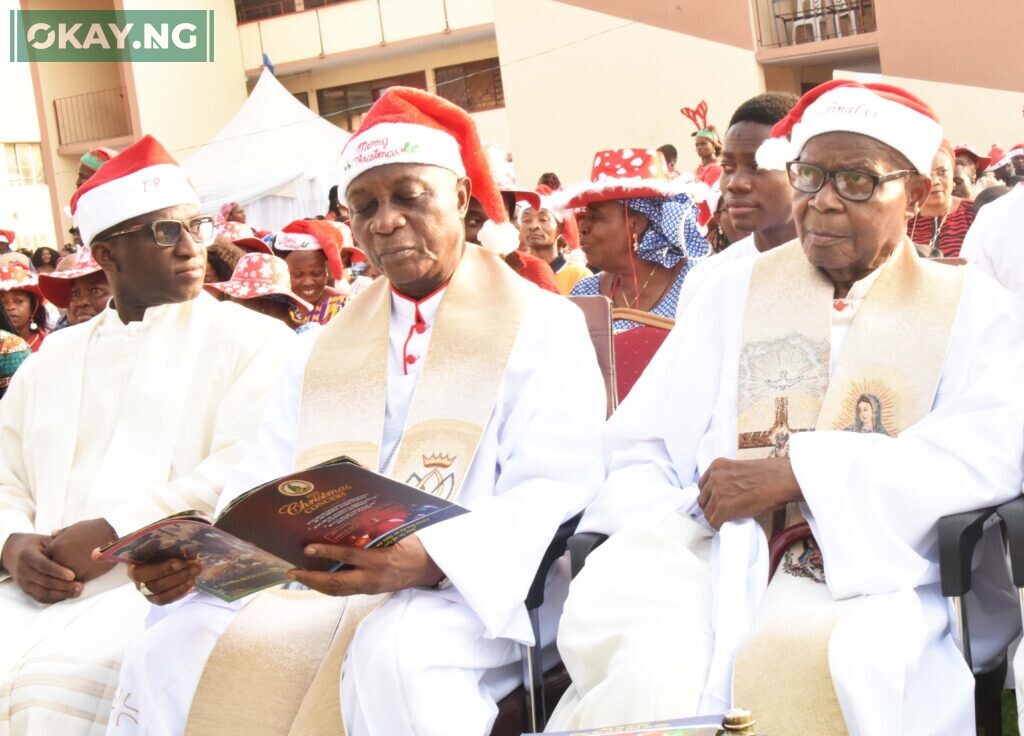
[53,86,132,146]
[235,0,350,23]
[752,0,877,48]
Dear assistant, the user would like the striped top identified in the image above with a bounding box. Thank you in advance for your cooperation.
[908,199,975,258]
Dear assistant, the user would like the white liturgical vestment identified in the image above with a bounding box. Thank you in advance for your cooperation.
[551,256,1024,734]
[960,185,1024,304]
[0,293,294,735]
[109,282,607,736]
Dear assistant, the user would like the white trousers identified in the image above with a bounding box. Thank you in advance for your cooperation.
[108,580,566,736]
[546,512,714,731]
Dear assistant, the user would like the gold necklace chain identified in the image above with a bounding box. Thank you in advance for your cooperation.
[616,265,659,310]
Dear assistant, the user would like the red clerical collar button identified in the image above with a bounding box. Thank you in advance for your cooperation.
[414,323,427,334]
[833,299,848,312]
[405,354,417,365]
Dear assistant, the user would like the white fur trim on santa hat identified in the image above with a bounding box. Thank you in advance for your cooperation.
[789,87,942,174]
[755,136,797,171]
[275,231,322,251]
[476,220,519,256]
[338,122,465,202]
[549,176,705,213]
[73,163,199,246]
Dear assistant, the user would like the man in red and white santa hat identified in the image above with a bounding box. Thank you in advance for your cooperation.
[0,134,294,736]
[112,87,605,736]
[551,79,1024,735]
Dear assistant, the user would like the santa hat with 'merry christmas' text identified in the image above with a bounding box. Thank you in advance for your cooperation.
[754,80,943,175]
[70,135,200,247]
[337,87,516,254]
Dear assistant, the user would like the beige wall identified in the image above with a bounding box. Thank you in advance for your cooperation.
[275,37,513,152]
[238,0,496,74]
[837,70,1023,154]
[876,0,1023,94]
[494,0,765,186]
[121,0,247,162]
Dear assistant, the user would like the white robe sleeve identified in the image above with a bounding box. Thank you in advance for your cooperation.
[415,298,607,640]
[0,355,40,575]
[104,323,296,536]
[960,187,1024,303]
[580,262,745,536]
[789,271,1024,600]
[213,330,320,515]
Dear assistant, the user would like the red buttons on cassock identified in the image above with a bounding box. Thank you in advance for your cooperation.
[406,355,417,365]
[414,323,427,334]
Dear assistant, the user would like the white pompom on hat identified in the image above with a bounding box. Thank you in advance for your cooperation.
[70,135,199,247]
[754,80,943,175]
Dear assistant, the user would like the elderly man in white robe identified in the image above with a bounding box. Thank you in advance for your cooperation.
[0,135,294,735]
[548,80,1024,735]
[107,88,605,736]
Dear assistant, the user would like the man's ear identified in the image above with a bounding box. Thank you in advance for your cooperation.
[91,240,117,272]
[907,174,933,215]
[456,176,473,218]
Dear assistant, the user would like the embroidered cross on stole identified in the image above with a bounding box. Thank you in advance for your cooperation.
[731,238,964,735]
[185,245,534,736]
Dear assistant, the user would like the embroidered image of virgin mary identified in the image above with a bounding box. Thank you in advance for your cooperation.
[845,393,890,436]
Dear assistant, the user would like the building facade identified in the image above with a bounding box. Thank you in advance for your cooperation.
[10,0,1023,244]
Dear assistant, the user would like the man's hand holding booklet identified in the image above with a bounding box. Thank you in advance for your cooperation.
[94,457,467,601]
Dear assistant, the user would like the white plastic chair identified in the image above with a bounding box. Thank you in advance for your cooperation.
[790,0,828,43]
[829,0,860,36]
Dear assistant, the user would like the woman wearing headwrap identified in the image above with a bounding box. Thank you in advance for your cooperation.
[558,148,708,331]
[214,202,257,241]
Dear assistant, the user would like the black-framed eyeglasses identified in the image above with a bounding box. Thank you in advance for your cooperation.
[102,216,215,247]
[786,161,914,202]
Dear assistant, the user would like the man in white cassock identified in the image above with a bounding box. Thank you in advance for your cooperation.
[0,135,294,735]
[960,184,1024,304]
[547,80,1024,735]
[674,93,798,318]
[108,88,605,736]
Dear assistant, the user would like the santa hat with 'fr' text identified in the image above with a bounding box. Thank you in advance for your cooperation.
[70,135,200,247]
[337,86,516,254]
[754,80,943,175]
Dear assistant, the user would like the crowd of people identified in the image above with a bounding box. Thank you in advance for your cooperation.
[0,77,1023,736]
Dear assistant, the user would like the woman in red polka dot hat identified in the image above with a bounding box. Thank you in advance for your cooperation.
[552,148,709,331]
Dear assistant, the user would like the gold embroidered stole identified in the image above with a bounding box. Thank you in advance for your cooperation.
[185,245,533,736]
[732,238,964,734]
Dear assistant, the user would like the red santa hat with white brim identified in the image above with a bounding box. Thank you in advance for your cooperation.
[754,80,943,175]
[275,219,348,280]
[337,87,516,254]
[70,135,200,247]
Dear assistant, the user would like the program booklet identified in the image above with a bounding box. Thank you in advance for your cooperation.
[96,457,468,601]
[531,715,726,735]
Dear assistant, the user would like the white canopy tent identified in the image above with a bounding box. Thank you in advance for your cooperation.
[183,67,350,232]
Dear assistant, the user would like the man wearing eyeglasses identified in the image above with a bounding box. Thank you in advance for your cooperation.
[0,135,294,735]
[551,80,1024,734]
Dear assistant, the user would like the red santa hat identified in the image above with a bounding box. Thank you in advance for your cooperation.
[519,187,580,249]
[232,237,274,255]
[754,80,943,175]
[338,87,507,226]
[1011,144,1024,158]
[0,230,13,247]
[275,219,345,280]
[953,144,992,173]
[0,263,44,303]
[204,252,312,312]
[70,135,200,247]
[987,145,1013,172]
[38,245,104,309]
